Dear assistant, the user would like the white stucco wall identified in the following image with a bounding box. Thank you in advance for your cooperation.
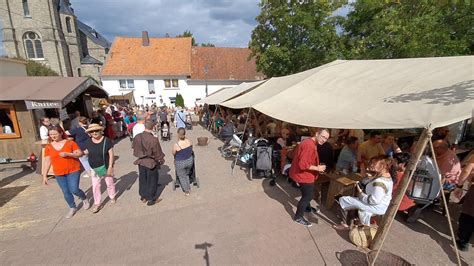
[101,76,248,107]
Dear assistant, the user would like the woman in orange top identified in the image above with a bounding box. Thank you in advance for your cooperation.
[42,125,90,218]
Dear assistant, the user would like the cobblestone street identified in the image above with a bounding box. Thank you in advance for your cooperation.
[0,125,472,265]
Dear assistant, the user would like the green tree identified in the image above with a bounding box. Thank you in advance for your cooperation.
[201,42,215,47]
[26,60,59,76]
[175,93,185,108]
[249,0,343,77]
[341,1,473,59]
[176,30,197,46]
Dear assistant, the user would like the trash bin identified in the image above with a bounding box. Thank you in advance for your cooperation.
[367,250,412,266]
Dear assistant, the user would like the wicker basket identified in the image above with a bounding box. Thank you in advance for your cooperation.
[367,250,412,266]
[197,137,209,146]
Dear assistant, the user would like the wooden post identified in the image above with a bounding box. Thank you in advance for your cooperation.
[370,128,431,251]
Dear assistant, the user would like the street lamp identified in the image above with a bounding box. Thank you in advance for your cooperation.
[204,65,209,97]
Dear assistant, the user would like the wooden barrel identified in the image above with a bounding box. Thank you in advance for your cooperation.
[197,137,208,146]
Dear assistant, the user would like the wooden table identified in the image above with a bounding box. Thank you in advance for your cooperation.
[321,172,364,209]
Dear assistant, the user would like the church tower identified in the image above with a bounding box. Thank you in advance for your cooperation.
[0,0,74,76]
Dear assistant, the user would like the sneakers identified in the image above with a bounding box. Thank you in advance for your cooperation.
[82,199,91,210]
[65,208,77,218]
[294,217,312,227]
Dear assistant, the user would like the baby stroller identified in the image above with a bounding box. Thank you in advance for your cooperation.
[174,152,200,190]
[405,155,442,223]
[185,113,193,130]
[250,138,274,180]
[161,123,171,141]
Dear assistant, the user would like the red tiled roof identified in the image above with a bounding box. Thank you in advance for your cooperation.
[101,37,192,76]
[191,47,265,80]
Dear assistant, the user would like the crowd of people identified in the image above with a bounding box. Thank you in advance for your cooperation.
[198,105,472,251]
[36,102,473,252]
[40,103,197,217]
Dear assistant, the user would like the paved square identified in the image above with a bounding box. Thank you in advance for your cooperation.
[0,125,472,265]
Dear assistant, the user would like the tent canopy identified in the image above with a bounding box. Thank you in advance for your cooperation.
[198,80,266,105]
[221,56,473,129]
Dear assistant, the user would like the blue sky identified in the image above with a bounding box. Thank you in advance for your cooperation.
[0,1,350,56]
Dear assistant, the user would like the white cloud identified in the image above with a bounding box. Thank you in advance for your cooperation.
[72,0,260,47]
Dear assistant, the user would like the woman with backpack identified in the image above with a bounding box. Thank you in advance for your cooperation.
[85,123,116,213]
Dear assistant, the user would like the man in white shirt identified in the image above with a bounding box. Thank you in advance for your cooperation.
[132,111,147,138]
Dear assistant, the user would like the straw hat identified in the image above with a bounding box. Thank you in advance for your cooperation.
[85,123,104,133]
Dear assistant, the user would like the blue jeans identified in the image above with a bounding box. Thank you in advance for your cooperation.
[55,171,86,208]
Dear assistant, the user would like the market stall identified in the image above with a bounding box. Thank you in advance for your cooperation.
[220,55,473,264]
[0,77,108,160]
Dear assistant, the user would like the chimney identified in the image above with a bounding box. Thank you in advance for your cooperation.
[142,31,149,46]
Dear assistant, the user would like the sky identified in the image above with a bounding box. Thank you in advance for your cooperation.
[73,0,261,47]
[0,1,350,56]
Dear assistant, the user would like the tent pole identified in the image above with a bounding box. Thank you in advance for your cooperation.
[427,138,462,266]
[231,108,252,174]
[369,127,431,261]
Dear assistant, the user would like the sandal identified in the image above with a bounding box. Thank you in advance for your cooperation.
[333,223,350,231]
[110,198,116,204]
[91,205,102,214]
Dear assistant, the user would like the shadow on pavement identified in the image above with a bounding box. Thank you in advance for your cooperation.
[195,242,213,266]
[0,165,34,188]
[0,185,29,207]
[261,176,300,219]
[157,164,173,198]
[398,210,470,265]
[335,249,367,265]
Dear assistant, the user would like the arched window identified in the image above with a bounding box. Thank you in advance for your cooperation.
[23,32,44,59]
[66,17,72,33]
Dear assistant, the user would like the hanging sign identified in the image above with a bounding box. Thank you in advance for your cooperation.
[25,100,61,109]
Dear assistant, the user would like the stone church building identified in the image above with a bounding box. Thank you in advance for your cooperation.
[0,0,110,82]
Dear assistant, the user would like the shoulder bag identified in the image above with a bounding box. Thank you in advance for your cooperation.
[93,138,108,177]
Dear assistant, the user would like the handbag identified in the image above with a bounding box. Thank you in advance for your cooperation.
[93,138,107,177]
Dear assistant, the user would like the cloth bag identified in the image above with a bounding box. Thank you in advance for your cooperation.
[93,139,107,177]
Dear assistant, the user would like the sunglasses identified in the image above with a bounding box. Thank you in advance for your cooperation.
[89,130,101,133]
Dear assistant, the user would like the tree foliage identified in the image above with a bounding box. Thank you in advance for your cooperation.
[176,30,197,46]
[249,1,343,77]
[175,93,185,108]
[341,0,474,59]
[26,60,59,76]
[201,43,215,47]
[249,1,473,77]
[176,30,215,47]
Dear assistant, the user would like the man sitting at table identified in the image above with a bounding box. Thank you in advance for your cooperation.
[336,136,359,173]
[433,139,461,190]
[358,131,385,175]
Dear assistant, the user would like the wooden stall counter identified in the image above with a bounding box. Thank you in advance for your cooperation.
[321,172,364,209]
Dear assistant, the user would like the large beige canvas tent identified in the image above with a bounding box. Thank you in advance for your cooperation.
[222,56,473,129]
[198,80,266,105]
